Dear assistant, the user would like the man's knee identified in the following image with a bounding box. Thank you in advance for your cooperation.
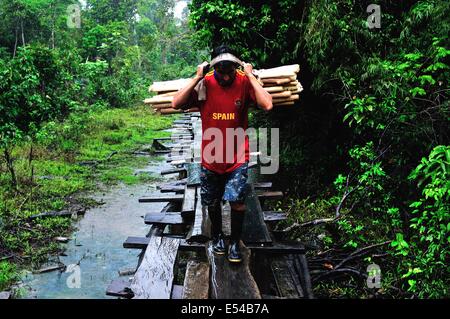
[230,201,246,212]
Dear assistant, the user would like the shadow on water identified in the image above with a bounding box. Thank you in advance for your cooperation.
[20,155,177,299]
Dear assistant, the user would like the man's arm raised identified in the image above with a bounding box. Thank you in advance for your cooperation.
[243,63,273,111]
[172,62,209,109]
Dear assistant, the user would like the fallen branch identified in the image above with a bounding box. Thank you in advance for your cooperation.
[334,240,392,270]
[313,267,367,283]
[279,217,336,232]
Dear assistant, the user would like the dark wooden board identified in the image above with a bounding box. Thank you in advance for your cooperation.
[138,194,184,203]
[242,184,272,244]
[144,212,184,225]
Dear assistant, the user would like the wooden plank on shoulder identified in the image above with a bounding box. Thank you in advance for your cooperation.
[130,236,180,299]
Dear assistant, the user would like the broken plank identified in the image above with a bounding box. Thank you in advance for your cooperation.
[130,236,180,299]
[138,194,183,203]
[182,260,210,299]
[207,242,261,299]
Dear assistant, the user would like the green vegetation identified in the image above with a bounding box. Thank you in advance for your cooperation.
[0,0,197,291]
[190,0,449,298]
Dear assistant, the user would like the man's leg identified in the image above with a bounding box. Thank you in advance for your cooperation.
[228,201,246,263]
[200,166,226,254]
[223,162,248,263]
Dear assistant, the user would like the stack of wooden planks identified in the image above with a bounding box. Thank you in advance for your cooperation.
[144,64,302,115]
[258,64,302,107]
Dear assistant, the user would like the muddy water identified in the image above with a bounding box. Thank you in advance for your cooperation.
[21,157,176,299]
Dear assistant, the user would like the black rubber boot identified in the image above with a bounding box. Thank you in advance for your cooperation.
[228,210,244,263]
[208,204,226,255]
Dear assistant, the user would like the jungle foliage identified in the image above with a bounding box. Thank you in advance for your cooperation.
[189,0,449,298]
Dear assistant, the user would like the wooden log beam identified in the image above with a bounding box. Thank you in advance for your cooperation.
[207,242,261,299]
[130,236,180,299]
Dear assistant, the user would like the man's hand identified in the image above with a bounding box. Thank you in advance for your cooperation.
[243,62,254,78]
[197,61,209,79]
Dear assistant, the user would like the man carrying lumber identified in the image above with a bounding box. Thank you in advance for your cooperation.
[172,45,273,263]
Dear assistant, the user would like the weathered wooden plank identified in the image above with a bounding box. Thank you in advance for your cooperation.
[182,260,210,299]
[263,211,287,222]
[161,168,186,176]
[293,254,314,299]
[181,185,196,215]
[207,242,261,299]
[253,182,273,189]
[242,184,272,244]
[271,259,300,298]
[138,194,184,203]
[159,185,185,193]
[257,191,284,201]
[130,236,180,299]
[144,212,184,226]
[186,199,210,243]
[124,237,305,254]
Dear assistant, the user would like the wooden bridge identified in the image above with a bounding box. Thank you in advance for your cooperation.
[106,113,313,299]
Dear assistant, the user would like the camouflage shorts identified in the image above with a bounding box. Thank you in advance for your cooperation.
[200,162,249,206]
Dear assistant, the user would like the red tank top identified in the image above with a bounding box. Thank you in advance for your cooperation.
[193,70,256,174]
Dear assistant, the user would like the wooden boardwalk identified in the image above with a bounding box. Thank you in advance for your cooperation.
[106,113,313,299]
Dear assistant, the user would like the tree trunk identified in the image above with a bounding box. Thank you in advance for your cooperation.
[21,19,25,46]
[13,26,18,57]
[4,148,17,190]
